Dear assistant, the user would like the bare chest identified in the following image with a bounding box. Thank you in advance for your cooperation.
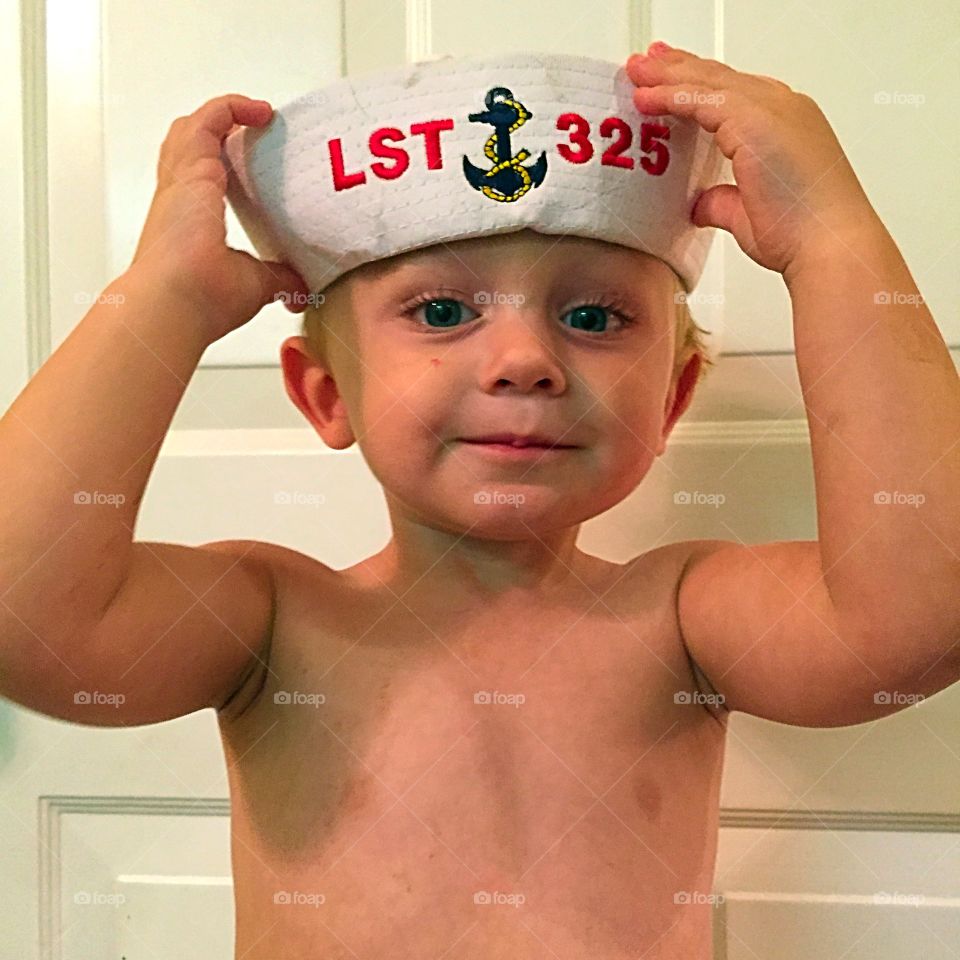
[218,555,726,958]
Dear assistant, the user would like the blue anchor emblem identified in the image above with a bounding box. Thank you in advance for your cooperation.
[462,86,548,202]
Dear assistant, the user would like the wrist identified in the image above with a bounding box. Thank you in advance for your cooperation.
[111,264,219,353]
[784,211,897,293]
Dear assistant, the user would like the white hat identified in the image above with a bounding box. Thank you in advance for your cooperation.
[222,51,727,302]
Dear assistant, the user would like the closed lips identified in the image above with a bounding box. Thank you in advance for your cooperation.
[461,434,577,448]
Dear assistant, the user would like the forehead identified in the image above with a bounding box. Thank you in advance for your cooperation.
[343,229,673,291]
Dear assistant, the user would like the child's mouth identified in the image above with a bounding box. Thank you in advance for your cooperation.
[461,433,576,448]
[459,437,576,459]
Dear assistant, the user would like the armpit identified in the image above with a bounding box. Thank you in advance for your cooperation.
[689,654,729,726]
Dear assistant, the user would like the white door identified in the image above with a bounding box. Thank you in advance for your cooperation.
[2,0,958,957]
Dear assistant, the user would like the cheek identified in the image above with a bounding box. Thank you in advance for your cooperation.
[359,359,455,444]
[595,380,670,469]
[595,361,665,422]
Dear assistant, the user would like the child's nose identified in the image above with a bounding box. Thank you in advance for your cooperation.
[479,316,567,394]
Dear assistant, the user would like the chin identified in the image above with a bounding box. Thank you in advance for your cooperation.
[455,488,620,539]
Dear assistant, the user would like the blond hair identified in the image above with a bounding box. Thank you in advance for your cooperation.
[302,271,715,388]
[670,272,715,389]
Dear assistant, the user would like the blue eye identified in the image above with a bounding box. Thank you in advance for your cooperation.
[401,293,636,333]
[406,297,479,329]
[562,304,619,333]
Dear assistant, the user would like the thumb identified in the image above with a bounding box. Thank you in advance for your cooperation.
[691,183,743,232]
[258,259,312,313]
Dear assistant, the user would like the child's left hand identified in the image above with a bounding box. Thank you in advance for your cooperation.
[627,42,881,281]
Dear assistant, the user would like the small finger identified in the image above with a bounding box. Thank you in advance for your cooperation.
[631,84,730,134]
[627,46,729,91]
[190,94,273,138]
[159,95,273,187]
[262,261,311,313]
[188,96,273,158]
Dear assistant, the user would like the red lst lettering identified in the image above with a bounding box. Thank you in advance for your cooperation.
[329,138,366,191]
[370,127,409,180]
[409,118,455,169]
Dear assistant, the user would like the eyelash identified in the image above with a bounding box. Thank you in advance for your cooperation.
[399,289,640,332]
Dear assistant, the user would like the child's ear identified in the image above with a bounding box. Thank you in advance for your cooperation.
[656,352,702,457]
[279,336,355,450]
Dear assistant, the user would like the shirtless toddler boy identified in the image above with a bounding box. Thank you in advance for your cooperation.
[2,44,959,960]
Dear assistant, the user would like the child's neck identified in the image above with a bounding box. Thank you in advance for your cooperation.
[356,525,599,602]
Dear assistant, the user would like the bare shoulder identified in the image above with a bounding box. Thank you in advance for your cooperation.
[665,536,890,726]
[200,538,336,580]
[617,539,735,722]
[200,536,344,615]
[201,539,344,719]
[616,538,727,594]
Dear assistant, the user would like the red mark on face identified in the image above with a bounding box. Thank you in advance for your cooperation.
[430,357,441,366]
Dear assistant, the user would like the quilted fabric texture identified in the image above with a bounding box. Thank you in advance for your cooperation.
[221,52,729,300]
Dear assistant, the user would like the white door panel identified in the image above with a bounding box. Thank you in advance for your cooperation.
[45,0,343,371]
[58,802,232,959]
[116,876,234,960]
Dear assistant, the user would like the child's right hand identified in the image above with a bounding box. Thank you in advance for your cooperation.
[129,94,310,343]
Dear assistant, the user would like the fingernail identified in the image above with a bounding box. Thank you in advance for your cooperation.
[649,40,674,55]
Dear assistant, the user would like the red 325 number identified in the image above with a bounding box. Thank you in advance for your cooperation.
[556,113,670,176]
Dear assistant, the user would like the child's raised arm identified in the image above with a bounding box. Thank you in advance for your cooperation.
[0,95,308,726]
[628,45,960,726]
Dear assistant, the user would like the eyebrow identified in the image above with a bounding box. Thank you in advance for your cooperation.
[376,245,471,280]
[370,245,667,303]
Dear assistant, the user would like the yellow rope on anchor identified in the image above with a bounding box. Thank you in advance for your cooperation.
[479,98,534,203]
